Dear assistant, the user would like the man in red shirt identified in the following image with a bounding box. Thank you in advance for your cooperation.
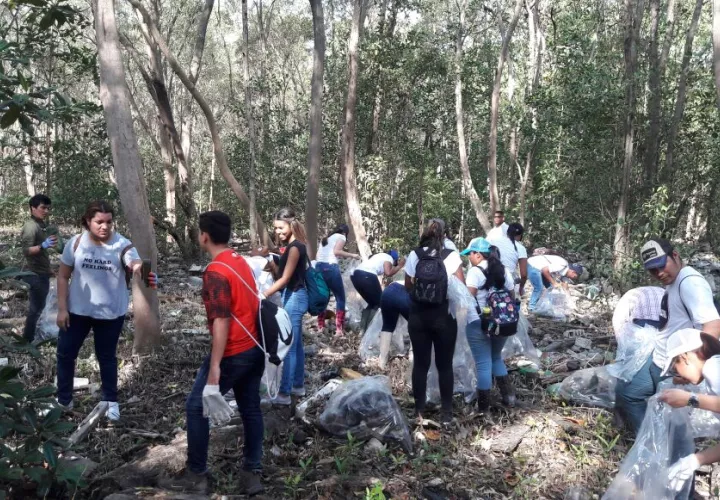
[168,211,265,495]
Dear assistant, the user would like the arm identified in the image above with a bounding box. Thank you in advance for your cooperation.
[518,258,528,292]
[453,266,465,284]
[333,239,360,260]
[384,258,405,277]
[659,390,720,413]
[697,443,720,467]
[540,267,559,287]
[207,317,230,385]
[56,263,72,329]
[702,320,720,338]
[21,223,54,256]
[404,274,413,291]
[263,246,300,297]
[467,286,478,297]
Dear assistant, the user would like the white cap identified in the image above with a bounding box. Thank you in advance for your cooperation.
[661,328,704,376]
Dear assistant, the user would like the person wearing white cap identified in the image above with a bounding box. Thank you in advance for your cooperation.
[615,238,720,434]
[655,329,720,492]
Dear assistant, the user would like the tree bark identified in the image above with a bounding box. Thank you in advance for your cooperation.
[664,0,704,182]
[487,0,523,213]
[613,0,646,271]
[454,0,492,233]
[714,0,720,111]
[305,0,325,259]
[242,0,259,246]
[340,0,372,259]
[127,0,273,248]
[642,0,662,186]
[94,0,161,353]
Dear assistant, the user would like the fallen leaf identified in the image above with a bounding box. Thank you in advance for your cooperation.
[563,417,586,426]
[425,430,441,441]
[504,470,521,486]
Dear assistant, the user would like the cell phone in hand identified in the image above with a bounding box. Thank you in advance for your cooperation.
[141,259,152,287]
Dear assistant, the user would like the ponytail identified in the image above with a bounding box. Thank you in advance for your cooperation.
[481,246,507,290]
[507,222,524,252]
[321,223,350,247]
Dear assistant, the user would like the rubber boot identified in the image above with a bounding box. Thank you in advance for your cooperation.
[476,389,491,413]
[378,331,392,369]
[335,310,346,336]
[317,311,326,334]
[496,376,517,407]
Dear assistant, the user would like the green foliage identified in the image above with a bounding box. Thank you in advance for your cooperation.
[365,482,386,500]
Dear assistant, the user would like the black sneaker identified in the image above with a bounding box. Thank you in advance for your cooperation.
[160,469,209,493]
[476,390,491,413]
[239,470,265,496]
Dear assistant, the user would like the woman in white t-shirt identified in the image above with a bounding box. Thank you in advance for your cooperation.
[657,329,720,492]
[315,224,360,335]
[351,250,404,331]
[461,237,516,412]
[488,223,528,294]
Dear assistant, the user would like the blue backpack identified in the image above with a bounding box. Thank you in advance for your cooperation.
[305,258,330,316]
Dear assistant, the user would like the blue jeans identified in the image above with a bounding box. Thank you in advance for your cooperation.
[56,313,124,405]
[22,274,50,342]
[186,348,265,474]
[316,262,345,311]
[528,265,551,310]
[615,356,663,435]
[351,270,382,309]
[280,287,308,394]
[381,283,410,331]
[466,320,508,390]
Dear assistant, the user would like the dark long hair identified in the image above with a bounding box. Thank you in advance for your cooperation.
[507,222,524,251]
[698,333,720,361]
[419,218,446,253]
[481,245,507,290]
[321,224,349,247]
[81,200,114,229]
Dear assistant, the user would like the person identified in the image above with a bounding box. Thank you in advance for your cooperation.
[377,281,411,368]
[612,286,665,335]
[351,250,404,331]
[658,329,720,492]
[315,224,360,335]
[20,194,57,342]
[443,225,459,252]
[56,201,157,421]
[172,211,264,495]
[487,222,528,295]
[260,208,309,405]
[404,218,464,424]
[486,210,509,240]
[615,238,720,434]
[526,254,582,311]
[462,238,517,411]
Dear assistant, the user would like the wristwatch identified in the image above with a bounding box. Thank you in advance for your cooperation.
[687,394,700,408]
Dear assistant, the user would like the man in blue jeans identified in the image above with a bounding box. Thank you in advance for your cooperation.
[167,212,265,496]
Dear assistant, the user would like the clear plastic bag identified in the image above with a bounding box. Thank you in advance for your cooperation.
[534,288,573,321]
[36,278,59,342]
[501,313,542,367]
[556,366,616,408]
[318,375,412,452]
[607,324,656,383]
[359,311,406,361]
[603,396,695,500]
[447,275,479,321]
[342,261,366,332]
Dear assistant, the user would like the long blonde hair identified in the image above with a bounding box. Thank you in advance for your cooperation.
[274,207,307,245]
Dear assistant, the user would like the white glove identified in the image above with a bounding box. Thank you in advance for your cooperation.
[201,385,234,426]
[668,454,700,492]
[258,292,267,300]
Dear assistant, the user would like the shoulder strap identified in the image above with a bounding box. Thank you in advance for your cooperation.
[677,273,707,326]
[73,233,83,253]
[207,260,262,299]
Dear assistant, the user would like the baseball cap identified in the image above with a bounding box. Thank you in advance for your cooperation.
[661,328,704,376]
[641,238,673,270]
[388,250,399,263]
[568,263,584,276]
[460,237,491,256]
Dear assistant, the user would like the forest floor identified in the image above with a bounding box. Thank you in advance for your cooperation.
[2,236,720,499]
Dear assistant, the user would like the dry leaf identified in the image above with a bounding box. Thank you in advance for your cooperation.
[425,429,441,441]
[504,471,521,486]
[563,417,586,426]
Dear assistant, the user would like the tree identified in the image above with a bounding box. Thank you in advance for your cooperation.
[242,0,260,246]
[714,0,720,111]
[305,0,325,259]
[94,0,161,352]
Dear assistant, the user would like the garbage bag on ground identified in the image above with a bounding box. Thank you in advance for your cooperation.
[556,366,616,408]
[502,313,542,367]
[607,324,656,383]
[603,396,695,500]
[342,261,366,332]
[35,278,59,342]
[359,311,406,361]
[534,288,574,321]
[318,375,412,452]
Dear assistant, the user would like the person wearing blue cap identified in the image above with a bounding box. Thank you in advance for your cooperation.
[351,249,405,332]
[526,254,582,311]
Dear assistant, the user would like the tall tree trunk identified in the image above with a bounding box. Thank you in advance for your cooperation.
[487,0,523,213]
[643,0,661,186]
[613,0,645,271]
[23,137,36,197]
[455,0,491,233]
[128,0,273,248]
[94,0,160,353]
[714,0,720,110]
[664,0,704,182]
[242,0,259,246]
[340,0,372,259]
[306,0,325,259]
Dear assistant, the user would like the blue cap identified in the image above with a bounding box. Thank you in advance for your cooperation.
[388,250,399,262]
[460,237,491,256]
[568,263,584,277]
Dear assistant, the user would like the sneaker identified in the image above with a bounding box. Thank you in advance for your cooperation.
[290,387,306,397]
[161,469,209,493]
[106,401,120,421]
[261,394,291,406]
[239,470,265,496]
[440,410,453,427]
[58,400,74,412]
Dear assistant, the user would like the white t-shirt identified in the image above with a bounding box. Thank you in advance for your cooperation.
[487,234,527,276]
[356,253,394,276]
[703,355,720,396]
[61,232,140,320]
[528,255,569,275]
[404,248,463,278]
[443,238,458,252]
[653,267,720,368]
[487,223,509,240]
[466,261,515,308]
[316,233,346,265]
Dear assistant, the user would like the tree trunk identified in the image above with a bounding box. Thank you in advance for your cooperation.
[242,0,259,246]
[94,0,161,353]
[23,138,36,197]
[613,0,645,271]
[714,0,720,110]
[643,0,661,186]
[487,0,523,213]
[305,0,325,260]
[664,0,704,182]
[454,0,491,233]
[128,0,273,248]
[340,0,372,259]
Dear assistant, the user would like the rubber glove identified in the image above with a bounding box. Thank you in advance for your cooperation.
[668,454,700,492]
[41,236,57,249]
[202,385,234,426]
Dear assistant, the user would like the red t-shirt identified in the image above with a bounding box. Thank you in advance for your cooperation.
[203,249,260,357]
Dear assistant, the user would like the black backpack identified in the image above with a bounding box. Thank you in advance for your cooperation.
[411,248,450,305]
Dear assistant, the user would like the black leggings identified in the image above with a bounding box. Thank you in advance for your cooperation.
[351,270,383,309]
[408,303,457,413]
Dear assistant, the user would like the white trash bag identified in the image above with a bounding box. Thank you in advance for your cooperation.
[556,366,616,408]
[342,261,366,332]
[359,311,406,361]
[607,324,656,383]
[502,313,542,367]
[534,288,574,321]
[36,278,59,342]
